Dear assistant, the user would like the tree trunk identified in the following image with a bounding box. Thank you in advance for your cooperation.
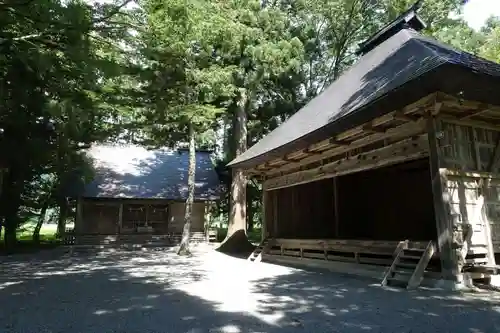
[1,168,22,252]
[178,123,196,256]
[247,197,254,232]
[56,198,68,237]
[33,201,49,244]
[217,89,255,255]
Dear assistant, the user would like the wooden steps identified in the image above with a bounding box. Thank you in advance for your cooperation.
[248,239,270,262]
[381,240,435,289]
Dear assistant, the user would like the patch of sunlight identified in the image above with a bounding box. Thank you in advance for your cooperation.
[209,325,241,333]
[341,321,374,330]
[289,304,312,314]
[469,329,485,333]
[322,309,337,316]
[94,309,112,315]
[0,281,23,290]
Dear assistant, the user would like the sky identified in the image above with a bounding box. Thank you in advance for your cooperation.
[89,0,500,31]
[463,0,500,30]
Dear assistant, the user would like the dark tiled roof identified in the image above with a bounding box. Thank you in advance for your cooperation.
[83,144,222,200]
[228,28,500,168]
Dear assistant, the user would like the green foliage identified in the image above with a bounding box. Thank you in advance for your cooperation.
[1,0,499,250]
[0,0,134,248]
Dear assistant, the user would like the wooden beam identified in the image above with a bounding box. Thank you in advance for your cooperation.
[264,135,429,191]
[487,135,500,172]
[329,137,349,146]
[250,93,437,174]
[263,118,427,177]
[394,112,420,122]
[460,107,491,120]
[427,117,459,281]
[441,116,500,133]
[304,147,323,155]
[363,123,386,134]
[432,102,443,116]
[441,94,500,113]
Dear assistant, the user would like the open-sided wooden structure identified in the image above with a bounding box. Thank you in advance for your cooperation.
[72,145,222,246]
[236,8,500,288]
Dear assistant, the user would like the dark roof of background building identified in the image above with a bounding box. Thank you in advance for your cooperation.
[83,144,222,200]
[228,28,500,169]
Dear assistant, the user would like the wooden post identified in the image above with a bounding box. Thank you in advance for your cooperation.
[75,198,83,234]
[427,117,459,281]
[273,190,278,237]
[261,190,268,242]
[118,203,123,234]
[333,177,340,238]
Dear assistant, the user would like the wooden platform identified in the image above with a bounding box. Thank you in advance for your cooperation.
[261,238,444,287]
[266,238,432,265]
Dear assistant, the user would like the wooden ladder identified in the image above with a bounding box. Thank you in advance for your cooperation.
[381,240,436,290]
[247,239,270,263]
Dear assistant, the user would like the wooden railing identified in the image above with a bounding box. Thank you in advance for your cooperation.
[264,238,429,266]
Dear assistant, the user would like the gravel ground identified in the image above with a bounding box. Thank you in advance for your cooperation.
[1,244,500,333]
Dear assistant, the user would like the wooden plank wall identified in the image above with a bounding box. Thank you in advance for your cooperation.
[438,120,500,262]
[168,202,205,232]
[270,178,336,239]
[81,201,119,234]
[266,159,436,242]
[338,158,436,241]
[80,200,206,234]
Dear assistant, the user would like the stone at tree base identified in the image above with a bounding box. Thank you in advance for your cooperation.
[216,229,255,257]
[489,274,500,288]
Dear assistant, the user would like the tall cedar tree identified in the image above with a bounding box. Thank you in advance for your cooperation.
[140,0,234,254]
[0,0,132,250]
[207,0,304,253]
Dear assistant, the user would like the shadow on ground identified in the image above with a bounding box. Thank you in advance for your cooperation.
[1,248,500,333]
[250,267,500,332]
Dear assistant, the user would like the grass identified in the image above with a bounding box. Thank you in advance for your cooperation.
[0,222,64,255]
[0,222,72,242]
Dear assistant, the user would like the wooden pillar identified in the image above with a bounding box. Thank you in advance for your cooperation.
[427,117,459,281]
[75,198,83,234]
[261,190,268,241]
[118,203,123,234]
[273,190,278,237]
[333,177,340,238]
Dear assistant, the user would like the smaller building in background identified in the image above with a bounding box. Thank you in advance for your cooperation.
[73,144,222,246]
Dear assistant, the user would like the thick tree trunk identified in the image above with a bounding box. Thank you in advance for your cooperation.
[178,123,196,256]
[1,168,22,252]
[56,199,68,237]
[217,89,255,255]
[33,201,49,244]
[247,198,254,232]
